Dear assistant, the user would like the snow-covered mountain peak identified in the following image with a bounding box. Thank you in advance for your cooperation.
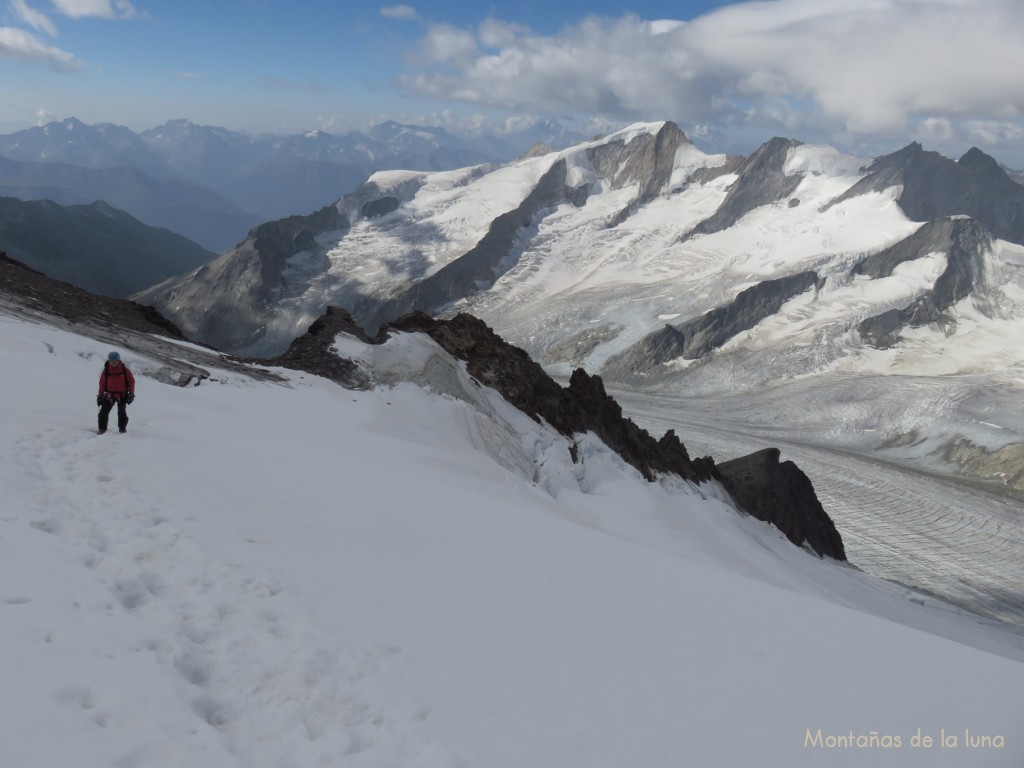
[583,120,669,146]
[139,126,1024,503]
[783,144,865,178]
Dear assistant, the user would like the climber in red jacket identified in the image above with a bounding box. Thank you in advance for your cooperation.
[97,350,136,434]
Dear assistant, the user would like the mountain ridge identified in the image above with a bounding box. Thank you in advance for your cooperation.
[0,154,259,252]
[0,117,584,227]
[0,197,216,299]
[135,120,1024,494]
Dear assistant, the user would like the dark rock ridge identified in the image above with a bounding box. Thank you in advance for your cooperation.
[138,203,347,351]
[587,122,692,226]
[274,307,846,561]
[853,217,959,279]
[0,250,286,387]
[386,311,720,483]
[716,448,846,561]
[0,250,186,339]
[827,143,1024,247]
[685,155,746,187]
[361,197,400,219]
[589,122,691,194]
[605,271,822,376]
[272,306,373,390]
[684,137,803,239]
[856,218,991,348]
[0,196,216,299]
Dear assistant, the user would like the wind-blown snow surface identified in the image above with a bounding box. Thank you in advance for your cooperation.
[3,314,1024,767]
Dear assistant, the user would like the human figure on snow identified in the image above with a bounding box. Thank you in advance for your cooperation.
[97,351,135,434]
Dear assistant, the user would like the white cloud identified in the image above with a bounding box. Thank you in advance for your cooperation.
[415,22,477,65]
[0,25,80,69]
[396,0,1024,153]
[48,0,135,19]
[920,117,954,141]
[11,0,57,36]
[380,4,418,21]
[966,120,1024,145]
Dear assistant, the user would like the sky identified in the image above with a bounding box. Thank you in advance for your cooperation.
[1,0,1023,165]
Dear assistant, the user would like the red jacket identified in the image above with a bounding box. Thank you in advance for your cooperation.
[99,362,135,398]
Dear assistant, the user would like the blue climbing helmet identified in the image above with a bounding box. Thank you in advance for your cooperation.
[107,351,121,362]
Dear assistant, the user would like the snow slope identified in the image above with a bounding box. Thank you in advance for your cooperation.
[3,313,1024,767]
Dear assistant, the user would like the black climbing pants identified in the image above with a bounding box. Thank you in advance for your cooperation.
[98,398,129,433]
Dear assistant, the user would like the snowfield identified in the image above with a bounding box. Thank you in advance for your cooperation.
[3,313,1024,767]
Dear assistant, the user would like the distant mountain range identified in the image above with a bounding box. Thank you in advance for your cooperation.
[0,154,260,253]
[0,118,585,252]
[0,196,214,298]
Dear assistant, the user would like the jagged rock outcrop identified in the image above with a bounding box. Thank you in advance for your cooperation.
[605,271,821,377]
[272,306,373,389]
[393,311,844,559]
[589,122,691,194]
[856,218,991,347]
[717,448,846,560]
[384,311,714,485]
[588,122,693,225]
[685,137,803,238]
[828,143,1024,247]
[276,307,846,560]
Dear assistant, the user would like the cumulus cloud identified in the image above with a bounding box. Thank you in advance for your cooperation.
[397,0,1024,153]
[380,5,418,21]
[11,0,58,36]
[0,25,81,69]
[49,0,135,19]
